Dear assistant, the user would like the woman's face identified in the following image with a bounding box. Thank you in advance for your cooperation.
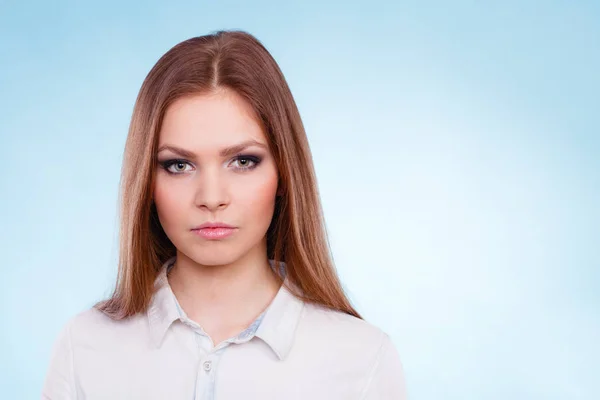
[154,89,279,267]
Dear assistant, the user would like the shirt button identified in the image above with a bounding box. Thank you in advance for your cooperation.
[203,360,212,372]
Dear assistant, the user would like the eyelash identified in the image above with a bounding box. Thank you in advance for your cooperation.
[158,155,262,175]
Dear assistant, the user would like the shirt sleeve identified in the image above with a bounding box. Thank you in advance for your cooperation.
[41,320,76,400]
[361,333,408,400]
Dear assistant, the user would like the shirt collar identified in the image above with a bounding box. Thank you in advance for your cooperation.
[146,257,304,361]
[253,277,304,360]
[147,257,180,348]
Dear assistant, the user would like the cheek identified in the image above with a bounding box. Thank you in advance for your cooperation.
[153,176,189,229]
[236,169,279,221]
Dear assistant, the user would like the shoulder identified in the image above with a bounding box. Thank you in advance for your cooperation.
[303,304,407,397]
[300,302,388,345]
[59,306,149,350]
[293,303,406,397]
[295,302,396,366]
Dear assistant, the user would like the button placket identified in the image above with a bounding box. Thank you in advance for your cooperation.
[194,331,214,399]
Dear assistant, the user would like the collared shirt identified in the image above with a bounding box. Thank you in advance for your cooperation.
[42,258,407,399]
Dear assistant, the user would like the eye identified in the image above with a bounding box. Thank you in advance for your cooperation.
[231,155,261,170]
[160,159,194,174]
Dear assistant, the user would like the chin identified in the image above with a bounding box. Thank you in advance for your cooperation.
[180,245,246,267]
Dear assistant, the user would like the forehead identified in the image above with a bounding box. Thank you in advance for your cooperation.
[158,89,266,150]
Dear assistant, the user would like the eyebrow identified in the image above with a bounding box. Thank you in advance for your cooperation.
[157,140,268,158]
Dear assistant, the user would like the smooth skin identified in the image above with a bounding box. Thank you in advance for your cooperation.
[154,88,282,347]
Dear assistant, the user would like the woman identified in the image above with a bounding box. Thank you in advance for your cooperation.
[42,30,407,399]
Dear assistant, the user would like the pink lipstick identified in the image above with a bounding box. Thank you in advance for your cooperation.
[191,222,237,240]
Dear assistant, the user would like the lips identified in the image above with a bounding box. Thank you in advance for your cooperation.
[191,222,237,240]
[193,222,236,230]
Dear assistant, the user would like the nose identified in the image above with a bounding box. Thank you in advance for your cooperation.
[194,166,229,212]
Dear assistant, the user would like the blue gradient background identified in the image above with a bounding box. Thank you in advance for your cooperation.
[1,1,599,398]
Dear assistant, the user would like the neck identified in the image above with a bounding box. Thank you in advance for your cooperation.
[167,246,281,345]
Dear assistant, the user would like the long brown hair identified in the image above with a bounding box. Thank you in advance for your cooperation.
[96,30,361,320]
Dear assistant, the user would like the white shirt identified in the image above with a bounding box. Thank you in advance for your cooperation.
[42,258,407,399]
